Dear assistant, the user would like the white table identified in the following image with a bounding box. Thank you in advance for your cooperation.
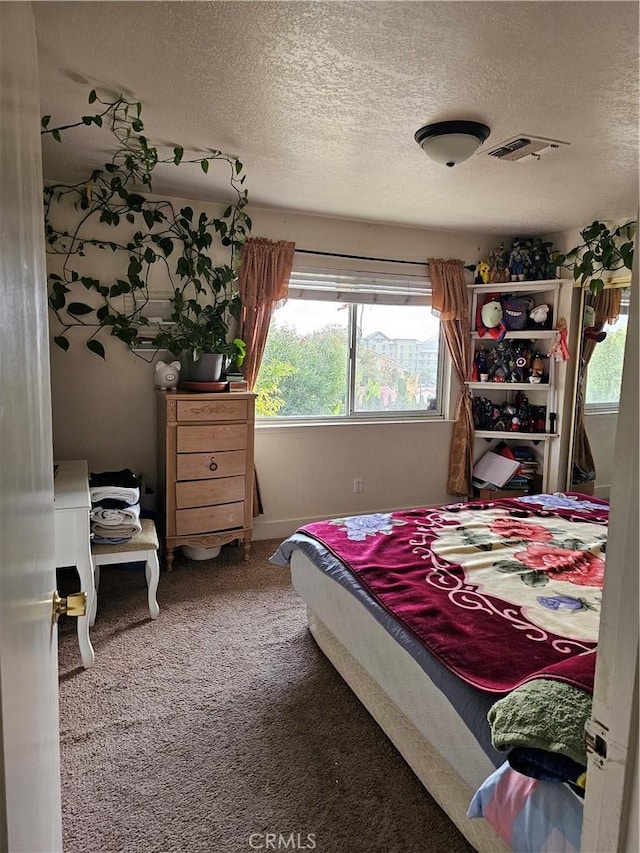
[54,460,95,669]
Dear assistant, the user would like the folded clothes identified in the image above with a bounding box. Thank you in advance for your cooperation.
[91,518,142,539]
[90,486,140,506]
[89,469,140,489]
[91,503,141,527]
[91,497,132,510]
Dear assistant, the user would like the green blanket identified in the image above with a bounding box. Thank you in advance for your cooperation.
[487,677,591,766]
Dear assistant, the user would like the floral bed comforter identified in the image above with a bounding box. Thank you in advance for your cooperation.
[298,493,608,693]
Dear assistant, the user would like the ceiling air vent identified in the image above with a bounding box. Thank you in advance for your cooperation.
[483,135,570,162]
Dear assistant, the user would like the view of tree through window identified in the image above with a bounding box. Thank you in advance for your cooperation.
[255,298,441,419]
[585,293,629,408]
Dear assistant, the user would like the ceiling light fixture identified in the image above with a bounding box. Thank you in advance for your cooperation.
[414,120,491,167]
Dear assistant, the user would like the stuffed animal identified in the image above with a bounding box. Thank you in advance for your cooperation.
[581,304,607,341]
[529,303,550,326]
[479,299,506,341]
[154,360,181,390]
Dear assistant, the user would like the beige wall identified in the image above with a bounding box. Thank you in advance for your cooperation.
[49,197,502,536]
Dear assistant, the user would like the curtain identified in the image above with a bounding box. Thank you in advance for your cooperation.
[237,237,296,514]
[572,287,623,485]
[238,237,296,388]
[429,258,473,495]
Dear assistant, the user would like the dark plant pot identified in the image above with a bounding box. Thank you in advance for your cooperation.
[187,352,224,382]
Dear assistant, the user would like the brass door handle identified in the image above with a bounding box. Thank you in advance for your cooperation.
[52,591,87,623]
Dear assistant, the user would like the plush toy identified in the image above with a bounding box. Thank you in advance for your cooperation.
[582,305,607,342]
[479,299,506,341]
[529,303,550,326]
[488,242,511,283]
[154,360,181,390]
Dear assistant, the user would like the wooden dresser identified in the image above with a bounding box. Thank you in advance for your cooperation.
[158,391,256,569]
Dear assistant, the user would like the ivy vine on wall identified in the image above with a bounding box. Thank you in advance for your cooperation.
[42,90,251,360]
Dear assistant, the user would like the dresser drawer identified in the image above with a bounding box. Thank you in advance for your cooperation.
[176,476,245,509]
[176,424,248,453]
[177,398,248,423]
[176,450,247,481]
[176,502,245,536]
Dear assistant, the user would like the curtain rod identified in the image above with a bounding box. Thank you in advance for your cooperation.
[295,248,476,271]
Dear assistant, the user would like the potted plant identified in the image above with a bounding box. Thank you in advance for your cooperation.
[42,91,252,365]
[553,220,635,295]
[153,298,246,381]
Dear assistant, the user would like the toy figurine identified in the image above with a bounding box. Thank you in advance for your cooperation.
[548,318,571,361]
[476,259,491,284]
[488,242,511,283]
[508,237,531,281]
[529,352,546,383]
[474,346,489,381]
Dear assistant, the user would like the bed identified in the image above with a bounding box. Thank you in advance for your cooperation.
[271,492,608,852]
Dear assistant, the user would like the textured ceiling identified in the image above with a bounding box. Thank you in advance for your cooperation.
[33,1,639,235]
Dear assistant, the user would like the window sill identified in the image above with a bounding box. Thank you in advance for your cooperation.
[256,415,450,429]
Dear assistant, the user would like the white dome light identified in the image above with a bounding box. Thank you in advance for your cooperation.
[414,120,491,167]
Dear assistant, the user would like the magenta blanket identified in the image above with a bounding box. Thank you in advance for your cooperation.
[300,493,608,693]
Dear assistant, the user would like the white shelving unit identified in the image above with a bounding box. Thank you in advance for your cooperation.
[468,279,561,494]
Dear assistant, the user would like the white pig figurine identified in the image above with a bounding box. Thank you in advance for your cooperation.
[154,360,181,391]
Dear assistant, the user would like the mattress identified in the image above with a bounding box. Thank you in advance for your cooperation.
[289,548,497,792]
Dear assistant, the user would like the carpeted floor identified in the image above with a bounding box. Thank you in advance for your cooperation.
[58,539,475,853]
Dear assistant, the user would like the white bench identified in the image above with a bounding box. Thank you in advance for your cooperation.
[90,518,160,625]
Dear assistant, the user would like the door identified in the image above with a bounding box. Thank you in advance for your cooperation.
[0,4,63,850]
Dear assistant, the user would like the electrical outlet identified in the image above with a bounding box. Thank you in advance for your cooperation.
[353,478,363,494]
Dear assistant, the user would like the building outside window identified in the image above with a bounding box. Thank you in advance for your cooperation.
[254,268,443,420]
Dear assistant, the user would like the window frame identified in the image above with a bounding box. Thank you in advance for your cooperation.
[255,267,447,424]
[584,289,630,415]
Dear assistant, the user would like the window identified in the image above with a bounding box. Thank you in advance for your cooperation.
[585,289,629,411]
[255,268,443,420]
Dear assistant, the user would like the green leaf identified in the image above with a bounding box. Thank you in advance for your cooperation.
[53,336,70,352]
[52,129,62,143]
[82,116,93,125]
[41,115,51,129]
[200,159,209,174]
[93,115,103,128]
[143,210,155,230]
[67,302,93,316]
[96,305,110,321]
[520,570,549,588]
[173,147,184,165]
[126,212,135,224]
[589,279,605,296]
[86,339,106,359]
[158,238,174,257]
[180,206,193,222]
[88,89,97,104]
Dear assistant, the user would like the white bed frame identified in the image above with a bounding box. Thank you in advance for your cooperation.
[291,550,510,853]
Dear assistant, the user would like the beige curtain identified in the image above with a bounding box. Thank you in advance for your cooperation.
[572,287,623,485]
[429,258,473,495]
[237,237,295,515]
[238,237,296,388]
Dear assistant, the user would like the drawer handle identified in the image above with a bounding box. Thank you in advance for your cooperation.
[209,458,218,472]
